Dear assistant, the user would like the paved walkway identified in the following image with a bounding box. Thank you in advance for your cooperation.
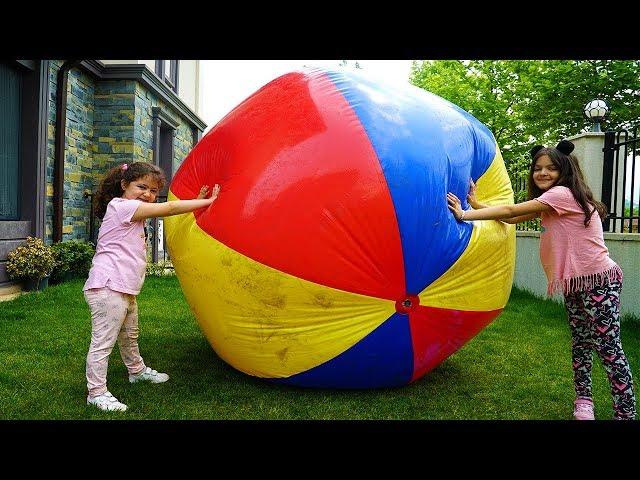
[0,284,23,302]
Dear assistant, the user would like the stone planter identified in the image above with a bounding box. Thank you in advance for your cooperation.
[23,276,49,292]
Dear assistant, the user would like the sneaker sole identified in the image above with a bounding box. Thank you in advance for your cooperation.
[87,402,127,412]
[87,399,128,412]
[129,377,169,383]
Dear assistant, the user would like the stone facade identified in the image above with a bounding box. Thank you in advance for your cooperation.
[133,82,194,171]
[46,61,98,242]
[45,61,201,243]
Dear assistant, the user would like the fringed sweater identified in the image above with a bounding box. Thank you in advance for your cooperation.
[534,186,623,296]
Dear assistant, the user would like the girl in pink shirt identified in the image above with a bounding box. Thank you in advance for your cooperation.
[83,161,220,412]
[447,140,635,420]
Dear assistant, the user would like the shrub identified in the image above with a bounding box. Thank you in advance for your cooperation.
[146,260,175,277]
[6,237,56,282]
[50,240,95,283]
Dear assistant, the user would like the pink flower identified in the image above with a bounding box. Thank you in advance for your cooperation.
[121,163,128,171]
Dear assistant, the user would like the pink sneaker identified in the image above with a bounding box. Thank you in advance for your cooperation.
[573,398,595,420]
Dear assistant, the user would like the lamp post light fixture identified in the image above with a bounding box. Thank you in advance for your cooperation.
[583,98,609,133]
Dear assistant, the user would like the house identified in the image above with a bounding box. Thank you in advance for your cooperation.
[0,60,207,287]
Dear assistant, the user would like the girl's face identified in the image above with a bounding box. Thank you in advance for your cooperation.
[121,174,160,203]
[533,155,560,191]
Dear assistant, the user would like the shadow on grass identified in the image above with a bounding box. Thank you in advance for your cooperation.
[172,332,466,388]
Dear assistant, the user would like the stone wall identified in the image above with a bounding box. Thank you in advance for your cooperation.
[44,62,198,243]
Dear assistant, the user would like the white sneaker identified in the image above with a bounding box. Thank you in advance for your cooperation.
[129,366,169,384]
[87,391,128,412]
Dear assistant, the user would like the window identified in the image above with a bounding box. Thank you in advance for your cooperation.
[155,60,179,93]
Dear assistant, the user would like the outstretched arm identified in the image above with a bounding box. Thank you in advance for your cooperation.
[499,213,539,224]
[131,184,221,221]
[447,192,549,222]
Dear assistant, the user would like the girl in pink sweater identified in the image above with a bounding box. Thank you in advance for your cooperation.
[84,162,220,412]
[447,140,635,420]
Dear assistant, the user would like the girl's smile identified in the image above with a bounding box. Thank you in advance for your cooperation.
[533,154,560,191]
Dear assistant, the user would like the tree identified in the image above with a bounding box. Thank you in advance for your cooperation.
[409,60,640,177]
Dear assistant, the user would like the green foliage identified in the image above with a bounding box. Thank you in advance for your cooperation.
[50,240,95,283]
[6,236,56,282]
[146,260,176,277]
[409,60,640,174]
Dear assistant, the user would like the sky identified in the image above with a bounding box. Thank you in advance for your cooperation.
[197,60,639,205]
[199,60,414,133]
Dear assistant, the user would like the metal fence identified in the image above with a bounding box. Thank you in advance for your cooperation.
[510,171,541,232]
[602,128,640,233]
[147,195,171,264]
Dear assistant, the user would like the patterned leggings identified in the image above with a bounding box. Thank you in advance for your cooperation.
[564,279,636,420]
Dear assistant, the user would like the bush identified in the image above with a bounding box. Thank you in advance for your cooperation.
[50,240,95,283]
[146,260,175,277]
[6,237,56,282]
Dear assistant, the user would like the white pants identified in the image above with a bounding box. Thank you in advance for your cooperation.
[84,287,146,397]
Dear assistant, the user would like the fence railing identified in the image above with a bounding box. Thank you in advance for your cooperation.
[147,195,171,264]
[602,128,640,233]
[510,171,541,232]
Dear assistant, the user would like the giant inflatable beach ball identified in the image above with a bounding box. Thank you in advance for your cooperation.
[164,68,515,388]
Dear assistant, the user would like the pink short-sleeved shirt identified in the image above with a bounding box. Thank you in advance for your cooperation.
[83,197,147,295]
[534,186,621,296]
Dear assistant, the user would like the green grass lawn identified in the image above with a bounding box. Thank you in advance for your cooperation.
[0,276,638,420]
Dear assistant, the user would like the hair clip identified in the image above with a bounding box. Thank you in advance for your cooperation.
[121,163,128,171]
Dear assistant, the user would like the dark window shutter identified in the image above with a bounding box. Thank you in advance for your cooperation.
[0,63,21,220]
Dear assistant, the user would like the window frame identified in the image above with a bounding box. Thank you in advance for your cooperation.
[154,60,179,93]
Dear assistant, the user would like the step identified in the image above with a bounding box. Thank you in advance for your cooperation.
[0,283,23,302]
